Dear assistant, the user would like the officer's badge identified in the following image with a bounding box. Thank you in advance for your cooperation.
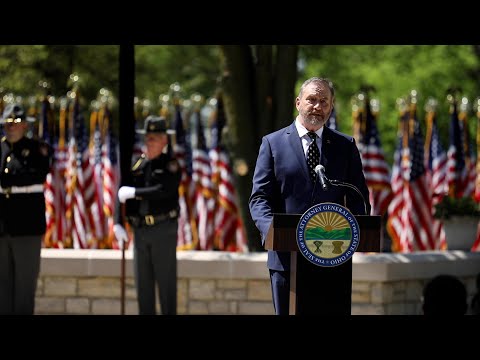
[168,160,179,173]
[21,149,30,157]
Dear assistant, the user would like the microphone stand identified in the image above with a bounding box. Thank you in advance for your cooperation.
[324,176,369,216]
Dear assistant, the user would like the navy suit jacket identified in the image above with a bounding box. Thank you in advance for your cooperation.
[249,122,371,271]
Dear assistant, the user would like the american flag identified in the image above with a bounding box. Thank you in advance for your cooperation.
[41,97,53,247]
[425,109,448,203]
[43,96,65,248]
[424,107,447,250]
[191,109,215,250]
[48,100,68,248]
[386,121,404,253]
[173,103,197,250]
[64,95,90,249]
[102,114,121,249]
[354,97,392,216]
[208,96,248,252]
[387,101,438,252]
[82,108,106,248]
[446,102,476,199]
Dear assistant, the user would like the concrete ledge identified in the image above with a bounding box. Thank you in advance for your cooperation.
[40,249,270,279]
[40,249,135,277]
[353,251,480,281]
[38,249,480,315]
[41,249,480,281]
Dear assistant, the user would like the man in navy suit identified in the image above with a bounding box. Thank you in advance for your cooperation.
[249,77,371,315]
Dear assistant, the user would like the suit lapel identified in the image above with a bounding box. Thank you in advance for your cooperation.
[286,122,310,180]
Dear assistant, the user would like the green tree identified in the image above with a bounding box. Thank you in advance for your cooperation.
[219,45,298,251]
[0,45,118,107]
[135,45,220,108]
[300,45,480,161]
[3,45,479,252]
[0,45,49,95]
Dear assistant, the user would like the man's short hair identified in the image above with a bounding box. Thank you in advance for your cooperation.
[298,77,335,98]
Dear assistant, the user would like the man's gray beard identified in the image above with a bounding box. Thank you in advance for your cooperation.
[307,116,321,126]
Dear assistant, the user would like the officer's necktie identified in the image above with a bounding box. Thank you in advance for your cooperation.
[307,131,320,182]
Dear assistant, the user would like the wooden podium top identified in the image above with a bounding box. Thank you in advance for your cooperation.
[265,213,382,253]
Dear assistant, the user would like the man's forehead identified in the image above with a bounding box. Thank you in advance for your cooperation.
[306,82,331,97]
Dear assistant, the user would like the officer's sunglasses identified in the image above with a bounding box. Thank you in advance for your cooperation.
[4,118,23,124]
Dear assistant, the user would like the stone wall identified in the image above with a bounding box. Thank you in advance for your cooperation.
[35,249,480,315]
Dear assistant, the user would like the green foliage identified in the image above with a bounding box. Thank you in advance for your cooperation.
[1,45,478,167]
[0,45,118,102]
[299,45,480,165]
[434,196,480,219]
[135,45,221,109]
[0,45,49,95]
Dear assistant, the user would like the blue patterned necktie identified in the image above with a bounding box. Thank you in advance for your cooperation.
[307,131,320,182]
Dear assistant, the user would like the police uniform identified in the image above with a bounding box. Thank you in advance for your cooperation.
[0,104,53,315]
[119,116,181,315]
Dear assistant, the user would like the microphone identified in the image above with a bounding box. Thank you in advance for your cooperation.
[328,178,369,216]
[314,165,329,191]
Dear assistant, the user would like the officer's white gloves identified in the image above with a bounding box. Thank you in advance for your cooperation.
[118,186,136,203]
[113,224,129,246]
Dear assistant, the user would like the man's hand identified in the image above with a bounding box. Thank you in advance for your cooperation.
[113,224,129,246]
[118,186,136,203]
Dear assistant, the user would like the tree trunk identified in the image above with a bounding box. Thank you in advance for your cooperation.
[219,45,298,251]
[273,46,298,129]
[219,45,260,250]
[253,45,274,139]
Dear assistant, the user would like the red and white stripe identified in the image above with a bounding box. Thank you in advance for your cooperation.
[209,147,248,252]
[360,143,392,216]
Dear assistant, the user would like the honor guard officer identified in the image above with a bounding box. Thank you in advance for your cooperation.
[114,115,180,315]
[0,103,53,315]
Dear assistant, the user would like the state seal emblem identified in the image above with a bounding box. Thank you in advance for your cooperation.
[296,202,360,267]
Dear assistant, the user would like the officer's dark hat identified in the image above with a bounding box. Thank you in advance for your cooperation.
[136,115,168,135]
[0,103,36,124]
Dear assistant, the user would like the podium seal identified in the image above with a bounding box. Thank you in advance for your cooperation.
[296,202,360,267]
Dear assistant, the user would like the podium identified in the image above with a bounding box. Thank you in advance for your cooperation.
[265,213,382,315]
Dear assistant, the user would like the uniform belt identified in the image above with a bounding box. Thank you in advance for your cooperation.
[129,209,178,227]
[0,184,44,195]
